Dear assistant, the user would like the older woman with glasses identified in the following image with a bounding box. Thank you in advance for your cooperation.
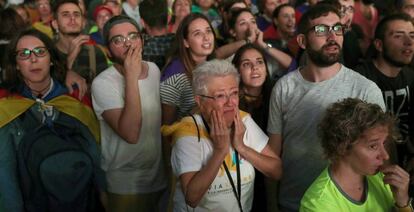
[300,98,411,212]
[162,59,282,211]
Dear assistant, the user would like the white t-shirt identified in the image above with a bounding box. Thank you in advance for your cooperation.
[170,112,268,211]
[91,62,166,194]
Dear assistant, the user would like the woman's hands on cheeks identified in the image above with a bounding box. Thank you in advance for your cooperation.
[232,111,246,153]
[381,165,410,207]
[209,109,230,155]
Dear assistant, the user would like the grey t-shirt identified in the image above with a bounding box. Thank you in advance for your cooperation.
[267,65,385,212]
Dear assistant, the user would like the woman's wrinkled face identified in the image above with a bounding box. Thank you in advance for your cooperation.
[238,49,267,89]
[16,35,51,89]
[197,75,239,128]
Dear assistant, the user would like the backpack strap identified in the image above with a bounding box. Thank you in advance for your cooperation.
[189,114,200,142]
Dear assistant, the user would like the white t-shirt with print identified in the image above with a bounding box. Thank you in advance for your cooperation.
[171,113,268,211]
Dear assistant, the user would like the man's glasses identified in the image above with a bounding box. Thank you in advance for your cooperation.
[110,32,141,46]
[307,24,345,37]
[198,90,239,103]
[340,5,355,16]
[15,47,48,60]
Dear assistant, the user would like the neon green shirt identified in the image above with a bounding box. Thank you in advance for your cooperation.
[300,167,394,212]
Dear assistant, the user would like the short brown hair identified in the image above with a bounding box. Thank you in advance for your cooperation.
[52,0,82,19]
[318,98,398,162]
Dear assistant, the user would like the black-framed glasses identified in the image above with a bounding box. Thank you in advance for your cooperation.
[110,32,141,46]
[15,47,48,60]
[198,90,239,103]
[307,24,345,37]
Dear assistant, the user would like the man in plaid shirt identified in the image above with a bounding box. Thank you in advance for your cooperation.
[140,0,175,70]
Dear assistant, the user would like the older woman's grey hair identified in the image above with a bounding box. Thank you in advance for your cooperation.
[192,59,240,95]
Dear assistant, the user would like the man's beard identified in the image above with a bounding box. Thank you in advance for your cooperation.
[382,45,409,68]
[110,55,124,65]
[109,50,126,66]
[61,30,82,37]
[307,40,341,67]
[64,32,82,37]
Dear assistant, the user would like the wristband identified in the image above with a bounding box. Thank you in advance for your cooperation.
[265,43,272,52]
[396,198,413,212]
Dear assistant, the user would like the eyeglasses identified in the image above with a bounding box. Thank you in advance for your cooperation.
[240,59,265,70]
[15,47,48,60]
[308,24,344,37]
[110,32,141,46]
[340,5,354,16]
[403,4,414,10]
[198,90,239,103]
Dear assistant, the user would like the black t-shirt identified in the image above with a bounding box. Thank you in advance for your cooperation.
[355,61,414,144]
[343,29,364,69]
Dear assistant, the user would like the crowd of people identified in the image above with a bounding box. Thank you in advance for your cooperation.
[0,0,413,211]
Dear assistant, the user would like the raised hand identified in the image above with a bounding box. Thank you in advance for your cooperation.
[123,43,142,79]
[67,34,90,70]
[246,25,258,43]
[255,30,267,49]
[381,164,410,207]
[209,109,231,154]
[65,70,87,100]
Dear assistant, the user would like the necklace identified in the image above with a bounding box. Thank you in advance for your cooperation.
[244,93,262,98]
[29,79,52,98]
[243,89,262,103]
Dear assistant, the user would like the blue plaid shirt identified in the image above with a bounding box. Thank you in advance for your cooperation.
[142,33,175,70]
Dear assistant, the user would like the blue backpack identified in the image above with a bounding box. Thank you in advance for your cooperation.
[17,108,100,212]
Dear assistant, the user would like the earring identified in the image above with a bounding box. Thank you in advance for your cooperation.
[50,62,53,66]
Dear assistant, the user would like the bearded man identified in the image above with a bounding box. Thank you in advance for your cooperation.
[267,4,385,211]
